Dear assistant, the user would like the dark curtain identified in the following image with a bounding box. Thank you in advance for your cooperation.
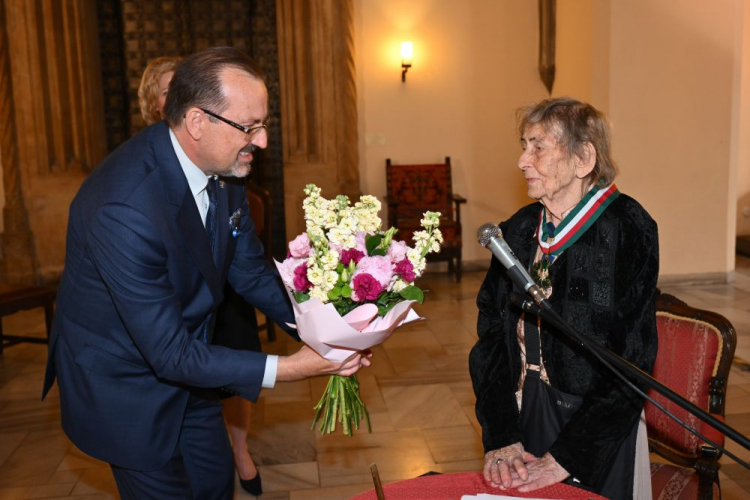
[95,0,286,257]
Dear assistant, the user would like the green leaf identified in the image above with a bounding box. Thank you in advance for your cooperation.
[365,234,384,255]
[293,291,310,303]
[328,287,341,301]
[377,301,399,316]
[399,286,424,303]
[341,284,352,298]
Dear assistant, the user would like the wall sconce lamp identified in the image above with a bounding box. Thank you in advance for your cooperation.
[401,41,413,82]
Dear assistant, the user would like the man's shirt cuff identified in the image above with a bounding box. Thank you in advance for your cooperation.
[262,354,278,388]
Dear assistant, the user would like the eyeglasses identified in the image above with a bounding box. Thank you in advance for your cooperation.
[199,108,270,139]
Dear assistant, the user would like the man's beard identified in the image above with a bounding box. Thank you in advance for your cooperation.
[223,144,258,178]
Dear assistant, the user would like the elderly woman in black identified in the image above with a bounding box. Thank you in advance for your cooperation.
[470,97,658,499]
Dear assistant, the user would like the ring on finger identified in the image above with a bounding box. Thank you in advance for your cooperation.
[495,458,504,466]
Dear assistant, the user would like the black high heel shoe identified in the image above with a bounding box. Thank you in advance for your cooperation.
[239,470,262,497]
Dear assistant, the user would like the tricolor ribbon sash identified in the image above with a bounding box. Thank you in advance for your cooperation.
[537,183,620,259]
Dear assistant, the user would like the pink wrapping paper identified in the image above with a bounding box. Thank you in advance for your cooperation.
[276,261,423,362]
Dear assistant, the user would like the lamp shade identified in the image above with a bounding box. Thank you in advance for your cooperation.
[400,41,413,66]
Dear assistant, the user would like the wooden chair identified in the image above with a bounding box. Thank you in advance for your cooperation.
[0,284,56,354]
[385,157,466,282]
[246,180,276,342]
[647,292,737,500]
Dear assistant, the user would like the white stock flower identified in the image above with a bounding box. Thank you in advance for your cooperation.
[421,211,441,227]
[355,212,381,233]
[357,195,381,211]
[323,210,338,229]
[391,278,407,293]
[303,184,321,197]
[416,259,426,274]
[312,209,328,227]
[412,230,429,243]
[339,216,358,233]
[306,226,326,242]
[321,270,339,290]
[341,234,357,250]
[307,266,325,286]
[320,250,340,271]
[309,287,329,303]
[328,227,351,247]
[407,248,426,274]
[335,194,350,210]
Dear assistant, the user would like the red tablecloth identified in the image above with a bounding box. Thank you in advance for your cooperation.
[349,471,607,500]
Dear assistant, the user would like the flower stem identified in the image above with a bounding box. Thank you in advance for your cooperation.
[311,374,370,436]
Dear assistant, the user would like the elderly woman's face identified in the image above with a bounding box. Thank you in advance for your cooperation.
[156,71,174,118]
[518,123,584,207]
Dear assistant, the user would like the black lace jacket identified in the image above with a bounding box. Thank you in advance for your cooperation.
[469,194,659,486]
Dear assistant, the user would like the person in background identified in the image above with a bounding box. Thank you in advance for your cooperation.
[470,97,658,500]
[137,53,265,496]
[138,55,182,124]
[44,46,370,500]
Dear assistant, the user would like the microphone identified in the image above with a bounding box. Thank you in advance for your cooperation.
[477,222,547,306]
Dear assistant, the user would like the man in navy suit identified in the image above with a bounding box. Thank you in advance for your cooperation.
[42,47,367,499]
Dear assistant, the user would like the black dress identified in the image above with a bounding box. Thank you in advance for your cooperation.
[469,194,659,499]
[213,284,262,364]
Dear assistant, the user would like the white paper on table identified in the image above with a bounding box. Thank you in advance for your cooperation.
[460,495,563,500]
[275,260,424,362]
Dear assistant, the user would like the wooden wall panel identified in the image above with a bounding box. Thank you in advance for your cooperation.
[277,0,360,240]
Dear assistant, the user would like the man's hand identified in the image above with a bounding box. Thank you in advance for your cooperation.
[276,345,372,382]
[483,443,536,489]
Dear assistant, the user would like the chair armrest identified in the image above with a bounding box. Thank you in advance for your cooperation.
[452,194,466,224]
[698,445,721,462]
[649,438,702,468]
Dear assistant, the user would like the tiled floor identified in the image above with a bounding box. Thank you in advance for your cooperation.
[1,258,749,499]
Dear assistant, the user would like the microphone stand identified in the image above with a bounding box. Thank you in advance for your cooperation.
[510,292,750,466]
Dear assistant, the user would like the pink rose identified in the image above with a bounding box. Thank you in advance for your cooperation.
[351,273,383,302]
[387,240,408,263]
[352,255,393,287]
[293,264,311,292]
[394,258,416,282]
[289,233,312,258]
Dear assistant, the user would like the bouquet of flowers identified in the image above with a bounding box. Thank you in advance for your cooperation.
[276,184,443,436]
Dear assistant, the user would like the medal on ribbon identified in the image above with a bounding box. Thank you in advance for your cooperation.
[530,183,620,287]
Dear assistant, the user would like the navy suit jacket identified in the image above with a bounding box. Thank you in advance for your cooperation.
[42,122,296,470]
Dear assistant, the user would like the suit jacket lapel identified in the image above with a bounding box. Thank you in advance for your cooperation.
[154,123,223,305]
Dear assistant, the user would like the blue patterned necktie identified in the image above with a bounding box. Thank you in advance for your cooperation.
[205,176,218,266]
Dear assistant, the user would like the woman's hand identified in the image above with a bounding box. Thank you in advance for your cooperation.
[483,443,536,489]
[510,452,570,492]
